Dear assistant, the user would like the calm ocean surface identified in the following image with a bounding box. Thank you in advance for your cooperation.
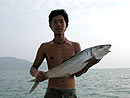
[0,68,130,98]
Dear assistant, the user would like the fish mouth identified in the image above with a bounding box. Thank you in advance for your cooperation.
[106,44,111,52]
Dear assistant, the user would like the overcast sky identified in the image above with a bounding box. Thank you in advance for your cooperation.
[0,0,130,68]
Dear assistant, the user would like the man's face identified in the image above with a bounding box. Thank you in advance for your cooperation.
[51,15,67,35]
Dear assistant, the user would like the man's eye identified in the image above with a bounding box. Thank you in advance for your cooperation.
[60,20,64,23]
[53,21,57,23]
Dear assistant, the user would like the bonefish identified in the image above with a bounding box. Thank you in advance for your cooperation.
[29,44,111,93]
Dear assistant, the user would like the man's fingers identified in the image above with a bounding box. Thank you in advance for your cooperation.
[36,71,48,82]
[36,74,42,82]
[39,71,47,79]
[87,57,102,68]
[36,72,43,82]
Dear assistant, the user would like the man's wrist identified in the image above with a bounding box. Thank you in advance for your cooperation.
[34,71,39,77]
[30,66,39,77]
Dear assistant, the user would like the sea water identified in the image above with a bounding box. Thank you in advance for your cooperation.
[0,68,130,98]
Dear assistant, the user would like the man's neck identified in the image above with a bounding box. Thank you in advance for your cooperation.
[53,34,67,44]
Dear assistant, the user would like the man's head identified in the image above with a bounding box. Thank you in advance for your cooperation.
[49,9,69,29]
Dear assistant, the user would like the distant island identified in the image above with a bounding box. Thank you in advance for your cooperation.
[0,57,48,70]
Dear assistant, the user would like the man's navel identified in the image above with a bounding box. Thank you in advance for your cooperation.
[50,56,54,60]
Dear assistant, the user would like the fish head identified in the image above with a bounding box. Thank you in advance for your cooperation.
[91,44,111,59]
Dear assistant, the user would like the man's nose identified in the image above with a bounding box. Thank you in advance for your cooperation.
[57,21,61,26]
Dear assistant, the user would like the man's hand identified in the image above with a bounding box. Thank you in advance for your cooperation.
[75,57,101,77]
[36,71,48,82]
[83,57,101,73]
[87,57,101,68]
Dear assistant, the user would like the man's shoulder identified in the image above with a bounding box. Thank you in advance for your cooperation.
[40,41,53,49]
[67,40,80,45]
[67,40,81,53]
[41,40,53,46]
[68,40,80,48]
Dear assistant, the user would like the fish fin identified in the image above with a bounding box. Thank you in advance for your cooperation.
[83,59,90,64]
[62,55,75,63]
[62,73,72,82]
[65,73,72,79]
[28,79,37,82]
[29,81,39,93]
[62,50,85,63]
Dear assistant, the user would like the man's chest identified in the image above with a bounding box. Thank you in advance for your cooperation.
[45,44,75,67]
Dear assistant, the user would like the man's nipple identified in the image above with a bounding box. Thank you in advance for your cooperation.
[50,57,54,60]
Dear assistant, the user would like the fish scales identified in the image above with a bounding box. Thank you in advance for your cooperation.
[46,49,90,78]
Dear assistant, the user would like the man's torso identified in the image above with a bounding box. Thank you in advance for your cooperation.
[42,40,77,89]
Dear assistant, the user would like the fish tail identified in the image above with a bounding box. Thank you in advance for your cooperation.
[28,79,37,82]
[29,81,39,93]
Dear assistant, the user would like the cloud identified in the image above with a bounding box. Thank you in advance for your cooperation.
[34,0,44,9]
[0,0,39,14]
[1,0,129,15]
[52,0,130,9]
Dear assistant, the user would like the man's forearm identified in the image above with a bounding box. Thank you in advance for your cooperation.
[75,66,89,77]
[30,66,39,77]
[75,58,101,77]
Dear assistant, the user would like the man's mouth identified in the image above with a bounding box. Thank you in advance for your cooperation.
[56,28,62,31]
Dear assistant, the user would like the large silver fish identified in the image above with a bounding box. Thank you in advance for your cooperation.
[29,44,111,93]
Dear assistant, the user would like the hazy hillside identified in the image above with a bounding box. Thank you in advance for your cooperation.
[0,57,48,70]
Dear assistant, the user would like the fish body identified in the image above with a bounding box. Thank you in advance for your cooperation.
[29,44,111,93]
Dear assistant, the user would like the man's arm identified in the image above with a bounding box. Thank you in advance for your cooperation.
[75,57,101,77]
[30,43,48,81]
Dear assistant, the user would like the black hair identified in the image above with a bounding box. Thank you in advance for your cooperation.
[49,9,69,28]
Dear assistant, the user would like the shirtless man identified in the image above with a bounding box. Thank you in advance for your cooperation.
[30,9,100,98]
